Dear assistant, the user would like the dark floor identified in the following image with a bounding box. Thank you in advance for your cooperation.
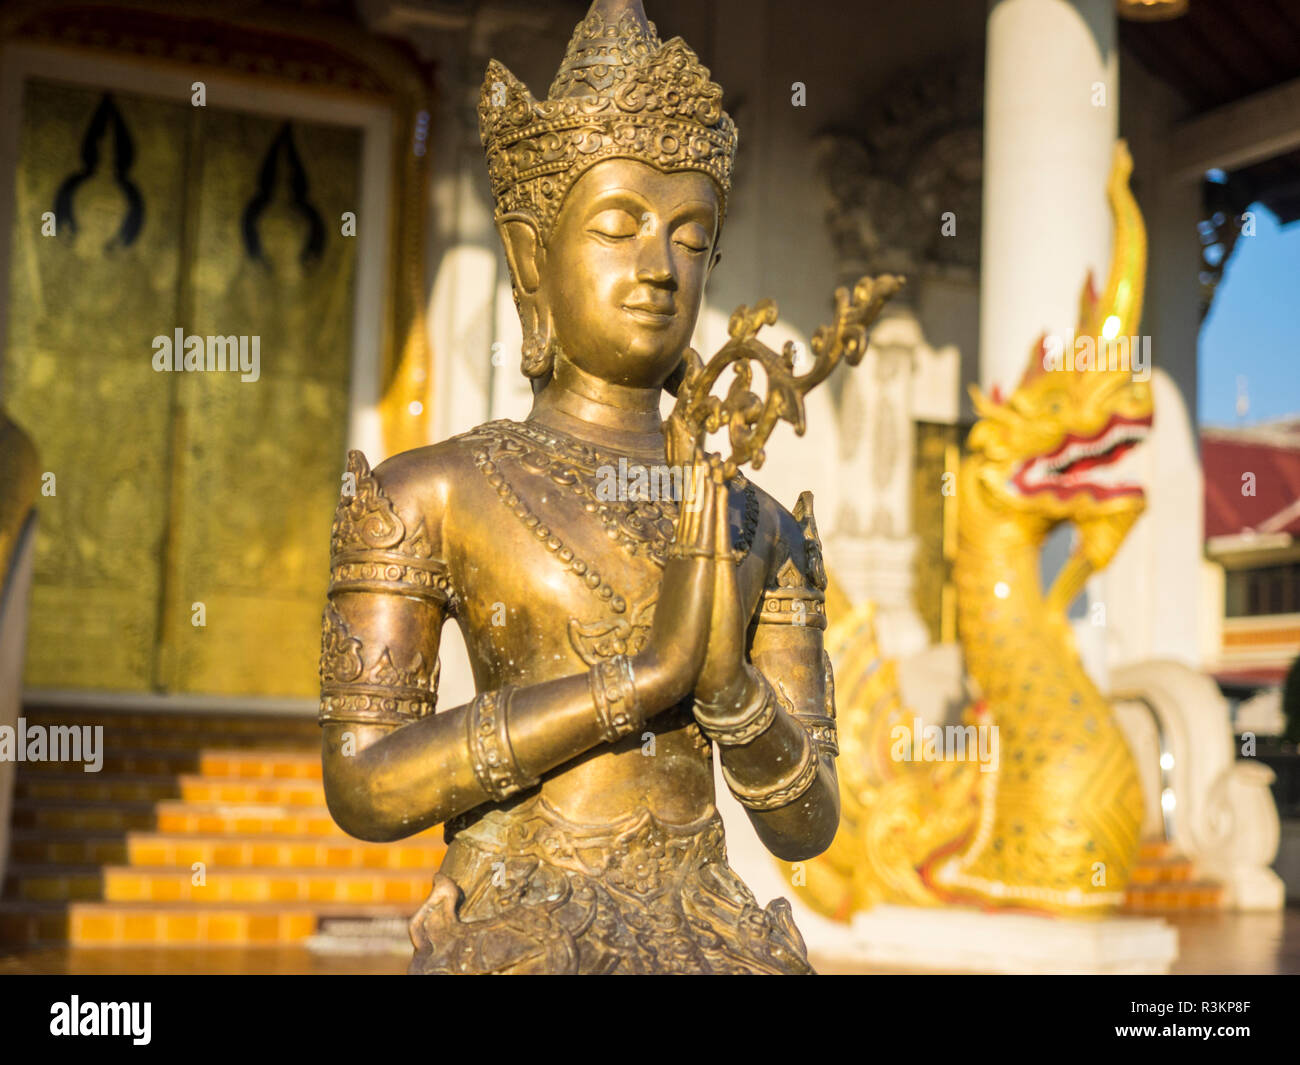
[2,909,1298,974]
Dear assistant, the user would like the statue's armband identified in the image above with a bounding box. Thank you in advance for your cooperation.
[319,450,453,729]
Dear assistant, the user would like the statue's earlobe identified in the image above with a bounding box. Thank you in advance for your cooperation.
[496,213,557,385]
[497,215,542,293]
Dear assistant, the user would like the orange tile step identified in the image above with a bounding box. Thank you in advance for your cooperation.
[6,865,436,906]
[0,900,415,947]
[1128,857,1196,886]
[178,775,324,806]
[152,801,442,841]
[18,748,204,776]
[71,901,416,947]
[11,799,159,833]
[100,866,434,905]
[5,864,105,902]
[16,773,180,804]
[8,831,129,866]
[197,750,321,780]
[0,901,75,946]
[22,729,318,754]
[124,833,445,870]
[84,733,317,759]
[154,801,338,837]
[16,747,318,777]
[19,708,319,739]
[1123,881,1226,912]
[1137,839,1177,862]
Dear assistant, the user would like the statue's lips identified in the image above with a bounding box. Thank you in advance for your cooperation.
[1011,413,1152,500]
[622,303,676,327]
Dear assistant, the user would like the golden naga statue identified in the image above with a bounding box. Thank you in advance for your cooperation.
[792,143,1151,918]
[318,0,897,973]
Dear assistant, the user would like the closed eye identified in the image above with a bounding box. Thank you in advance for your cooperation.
[673,222,711,253]
[587,208,638,241]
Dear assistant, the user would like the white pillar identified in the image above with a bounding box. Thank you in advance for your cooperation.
[980,0,1118,685]
[980,0,1117,393]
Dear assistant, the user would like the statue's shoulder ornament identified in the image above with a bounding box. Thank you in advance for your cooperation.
[329,448,456,612]
[322,446,466,728]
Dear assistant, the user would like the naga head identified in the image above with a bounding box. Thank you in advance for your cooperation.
[964,142,1153,588]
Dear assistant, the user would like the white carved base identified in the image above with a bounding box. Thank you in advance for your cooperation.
[841,905,1179,974]
[1112,661,1286,912]
[1221,867,1286,911]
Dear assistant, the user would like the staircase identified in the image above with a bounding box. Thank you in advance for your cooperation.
[1122,839,1226,913]
[0,706,444,948]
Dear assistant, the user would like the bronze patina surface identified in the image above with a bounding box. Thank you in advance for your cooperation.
[318,0,897,974]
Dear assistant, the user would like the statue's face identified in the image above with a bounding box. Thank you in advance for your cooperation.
[541,158,719,388]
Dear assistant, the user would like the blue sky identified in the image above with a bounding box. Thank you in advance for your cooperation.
[1199,202,1300,427]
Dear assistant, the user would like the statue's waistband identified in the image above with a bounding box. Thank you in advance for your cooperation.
[443,794,725,875]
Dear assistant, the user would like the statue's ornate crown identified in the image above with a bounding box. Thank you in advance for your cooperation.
[478,0,737,235]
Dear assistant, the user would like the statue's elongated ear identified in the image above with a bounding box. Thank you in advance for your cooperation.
[496,214,542,294]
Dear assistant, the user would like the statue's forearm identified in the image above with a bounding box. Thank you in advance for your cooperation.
[697,487,838,860]
[717,702,840,861]
[323,652,671,842]
[698,663,840,861]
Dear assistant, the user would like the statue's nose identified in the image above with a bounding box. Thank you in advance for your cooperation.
[635,231,677,288]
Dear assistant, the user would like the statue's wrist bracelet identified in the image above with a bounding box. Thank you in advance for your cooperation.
[721,726,819,811]
[590,654,642,744]
[698,661,764,713]
[466,686,539,802]
[695,672,778,747]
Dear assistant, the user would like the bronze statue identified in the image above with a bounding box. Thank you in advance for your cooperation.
[318,0,898,974]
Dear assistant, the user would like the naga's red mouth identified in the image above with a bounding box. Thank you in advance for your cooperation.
[1011,414,1152,500]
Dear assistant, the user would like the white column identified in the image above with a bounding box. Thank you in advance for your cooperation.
[980,0,1117,684]
[980,0,1117,393]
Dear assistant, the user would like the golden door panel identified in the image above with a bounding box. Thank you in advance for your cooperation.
[4,82,189,689]
[156,111,359,697]
[4,82,359,697]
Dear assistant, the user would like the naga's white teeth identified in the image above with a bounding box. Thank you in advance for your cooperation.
[1043,421,1149,475]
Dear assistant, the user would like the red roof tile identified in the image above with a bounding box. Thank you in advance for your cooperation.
[1203,424,1300,539]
